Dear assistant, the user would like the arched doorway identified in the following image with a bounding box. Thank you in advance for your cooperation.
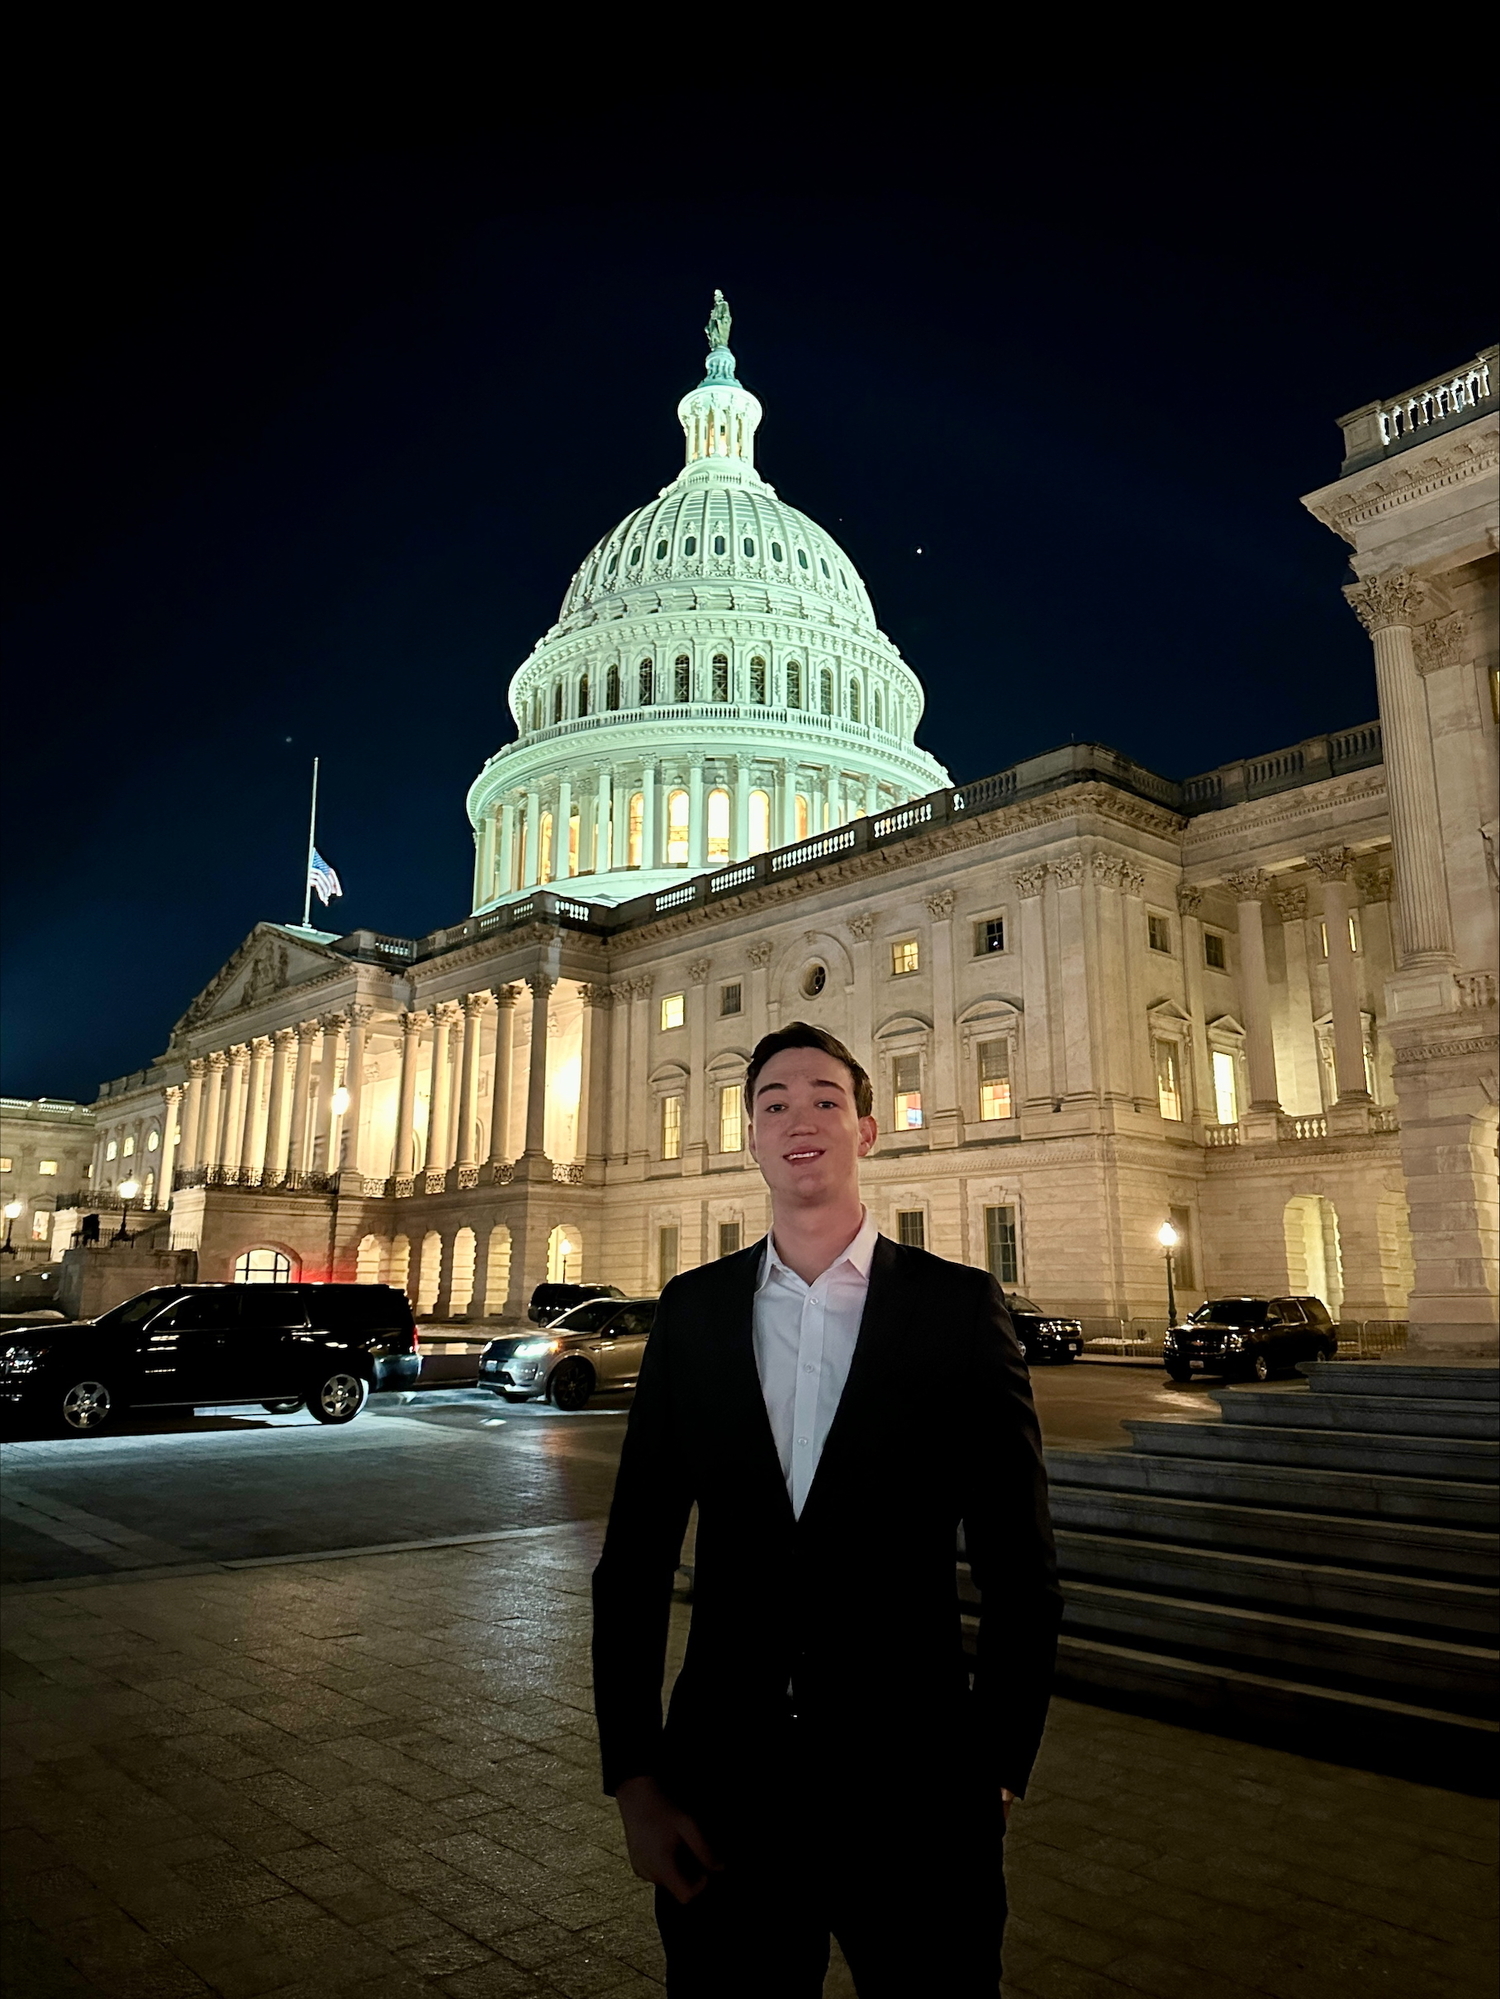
[415,1231,443,1317]
[1283,1195,1343,1320]
[449,1227,477,1316]
[388,1235,412,1298]
[485,1225,512,1318]
[234,1247,295,1284]
[356,1234,386,1284]
[547,1224,582,1283]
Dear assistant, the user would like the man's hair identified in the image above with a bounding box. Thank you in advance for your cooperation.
[743,1022,874,1120]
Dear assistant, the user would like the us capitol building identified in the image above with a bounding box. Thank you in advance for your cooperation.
[53,307,1500,1355]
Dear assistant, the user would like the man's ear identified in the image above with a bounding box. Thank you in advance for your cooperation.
[856,1115,878,1157]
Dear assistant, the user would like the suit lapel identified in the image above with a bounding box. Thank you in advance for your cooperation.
[712,1238,796,1527]
[797,1233,906,1530]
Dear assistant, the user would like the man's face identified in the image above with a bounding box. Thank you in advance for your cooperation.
[746,1047,877,1209]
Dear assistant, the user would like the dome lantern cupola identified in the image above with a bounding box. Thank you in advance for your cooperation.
[676,290,762,472]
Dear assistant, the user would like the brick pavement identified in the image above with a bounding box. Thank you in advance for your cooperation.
[1,1524,1494,1998]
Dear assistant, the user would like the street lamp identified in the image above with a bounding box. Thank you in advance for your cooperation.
[114,1179,140,1243]
[1157,1220,1180,1330]
[1,1200,22,1255]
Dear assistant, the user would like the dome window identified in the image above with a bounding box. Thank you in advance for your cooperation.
[713,534,726,556]
[839,569,849,589]
[873,686,883,730]
[655,539,668,561]
[820,668,834,716]
[786,661,803,709]
[750,656,767,704]
[607,551,619,575]
[553,683,565,724]
[606,664,621,711]
[771,541,784,562]
[820,557,830,578]
[578,673,590,717]
[666,790,690,866]
[629,546,642,567]
[674,656,691,703]
[743,537,755,558]
[748,789,771,855]
[848,679,861,723]
[801,963,827,999]
[639,659,654,705]
[707,788,731,862]
[797,548,809,570]
[712,655,730,702]
[683,535,698,556]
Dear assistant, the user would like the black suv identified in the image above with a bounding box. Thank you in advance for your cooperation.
[0,1282,420,1435]
[1004,1294,1085,1364]
[1163,1296,1338,1382]
[526,1281,626,1326]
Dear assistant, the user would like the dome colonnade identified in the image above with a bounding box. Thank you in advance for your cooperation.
[466,297,949,910]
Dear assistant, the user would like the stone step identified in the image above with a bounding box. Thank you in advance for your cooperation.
[1056,1581,1498,1708]
[1046,1483,1498,1579]
[1045,1447,1500,1527]
[1211,1386,1498,1440]
[1123,1419,1499,1484]
[1047,1532,1499,1637]
[1303,1361,1500,1402]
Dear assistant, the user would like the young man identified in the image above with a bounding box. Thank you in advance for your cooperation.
[592,1022,1060,1997]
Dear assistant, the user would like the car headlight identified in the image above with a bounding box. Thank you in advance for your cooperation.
[1162,1333,1178,1349]
[514,1339,560,1359]
[3,1346,39,1373]
[1225,1333,1246,1350]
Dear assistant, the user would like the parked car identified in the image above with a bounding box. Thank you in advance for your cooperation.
[1163,1296,1338,1382]
[526,1281,626,1326]
[0,1282,420,1435]
[1004,1294,1086,1364]
[481,1297,656,1409]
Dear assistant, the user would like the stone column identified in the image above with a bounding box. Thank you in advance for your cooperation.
[426,1004,456,1175]
[556,777,572,880]
[522,974,555,1158]
[595,768,612,876]
[341,1005,372,1173]
[394,1011,425,1176]
[1015,865,1055,1112]
[641,762,659,870]
[926,890,960,1146]
[180,1059,205,1174]
[746,941,773,1037]
[288,1021,318,1175]
[158,1086,182,1205]
[734,758,751,860]
[1225,872,1281,1129]
[222,1046,250,1170]
[1345,573,1455,968]
[778,760,796,846]
[686,959,711,1165]
[314,1017,345,1171]
[1052,857,1094,1105]
[488,986,518,1163]
[523,786,540,887]
[1269,883,1323,1116]
[240,1038,271,1174]
[455,994,488,1168]
[688,760,706,870]
[580,983,612,1168]
[263,1029,294,1184]
[1308,848,1371,1118]
[625,976,654,1161]
[498,800,516,897]
[1177,886,1214,1125]
[846,915,874,1075]
[201,1052,227,1168]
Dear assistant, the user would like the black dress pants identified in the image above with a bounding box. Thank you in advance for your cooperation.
[653,1743,1006,1998]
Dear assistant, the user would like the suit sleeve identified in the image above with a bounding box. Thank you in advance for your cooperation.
[591,1283,696,1794]
[957,1268,1062,1797]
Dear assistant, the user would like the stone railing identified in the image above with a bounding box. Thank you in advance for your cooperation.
[1457,970,1496,1010]
[172,1165,332,1194]
[1280,1115,1328,1142]
[552,1161,585,1185]
[1338,346,1496,473]
[1201,1123,1241,1147]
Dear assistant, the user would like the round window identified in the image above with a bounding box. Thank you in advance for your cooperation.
[801,963,828,998]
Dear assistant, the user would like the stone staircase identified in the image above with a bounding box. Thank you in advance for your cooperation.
[970,1363,1499,1787]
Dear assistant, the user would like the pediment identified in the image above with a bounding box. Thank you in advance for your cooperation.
[1147,998,1193,1024]
[174,925,348,1035]
[1207,1013,1248,1038]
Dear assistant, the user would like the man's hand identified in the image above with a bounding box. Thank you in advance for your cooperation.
[615,1774,721,1905]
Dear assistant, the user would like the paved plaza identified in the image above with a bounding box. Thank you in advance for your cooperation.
[3,1517,1495,1999]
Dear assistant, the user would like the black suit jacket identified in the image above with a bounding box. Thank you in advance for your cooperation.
[591,1234,1061,1814]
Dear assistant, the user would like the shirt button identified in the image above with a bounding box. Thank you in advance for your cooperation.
[797,1436,809,1445]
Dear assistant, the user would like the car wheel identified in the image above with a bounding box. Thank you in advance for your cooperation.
[549,1359,595,1412]
[57,1376,119,1435]
[1251,1353,1272,1382]
[1164,1362,1192,1383]
[262,1399,303,1414]
[307,1371,368,1424]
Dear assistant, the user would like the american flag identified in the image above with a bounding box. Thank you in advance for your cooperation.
[308,849,343,906]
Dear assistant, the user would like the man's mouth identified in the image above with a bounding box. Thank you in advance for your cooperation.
[784,1148,823,1163]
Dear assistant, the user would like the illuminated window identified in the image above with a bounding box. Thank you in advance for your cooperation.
[122,1135,135,1156]
[1212,1050,1239,1125]
[707,788,731,862]
[661,1095,683,1160]
[234,1247,293,1284]
[567,810,580,878]
[718,1220,741,1257]
[552,683,564,724]
[1318,914,1361,956]
[1204,930,1227,970]
[1155,1039,1183,1121]
[873,687,884,730]
[795,794,810,840]
[674,656,691,702]
[720,982,742,1017]
[1147,913,1173,954]
[748,790,770,854]
[142,1173,155,1208]
[896,1210,925,1248]
[31,1209,51,1242]
[891,938,920,976]
[977,1040,1012,1121]
[820,667,834,715]
[659,1225,679,1282]
[750,657,767,703]
[578,673,590,716]
[974,917,1005,956]
[661,993,685,1031]
[147,1129,159,1151]
[771,541,784,562]
[628,792,644,867]
[0,1156,11,1171]
[683,535,697,556]
[666,790,690,865]
[106,1139,118,1161]
[712,654,730,701]
[539,812,554,883]
[606,664,620,710]
[38,1159,58,1175]
[639,659,654,704]
[719,1084,743,1153]
[786,661,803,708]
[985,1205,1018,1284]
[893,1055,923,1130]
[848,680,861,722]
[513,808,528,887]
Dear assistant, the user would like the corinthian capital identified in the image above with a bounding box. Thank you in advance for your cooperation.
[1223,869,1269,902]
[1412,611,1468,675]
[1013,863,1048,899]
[1343,569,1423,634]
[1272,885,1307,923]
[1305,846,1354,883]
[925,889,957,919]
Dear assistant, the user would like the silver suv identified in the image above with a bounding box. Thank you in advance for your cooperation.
[478,1297,657,1411]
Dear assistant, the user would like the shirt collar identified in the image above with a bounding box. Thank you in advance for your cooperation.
[760,1208,877,1291]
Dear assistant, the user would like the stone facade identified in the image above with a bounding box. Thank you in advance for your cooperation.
[0,1097,95,1265]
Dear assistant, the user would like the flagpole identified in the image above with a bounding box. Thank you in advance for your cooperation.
[302,757,319,929]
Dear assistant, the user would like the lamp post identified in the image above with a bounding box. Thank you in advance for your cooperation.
[1,1200,22,1255]
[1157,1220,1180,1330]
[114,1179,140,1243]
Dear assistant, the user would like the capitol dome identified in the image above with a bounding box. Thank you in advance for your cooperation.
[466,295,950,909]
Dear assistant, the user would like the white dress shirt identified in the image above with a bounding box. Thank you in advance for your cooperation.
[753,1208,878,1519]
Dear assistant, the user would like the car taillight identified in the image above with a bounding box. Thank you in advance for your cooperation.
[411,1328,420,1351]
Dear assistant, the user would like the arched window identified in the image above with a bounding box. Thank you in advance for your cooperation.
[683,534,697,556]
[606,663,620,710]
[743,537,755,557]
[794,794,811,840]
[628,545,642,567]
[415,1231,442,1316]
[820,557,830,577]
[142,1171,156,1208]
[606,551,619,575]
[123,1134,135,1156]
[639,659,654,705]
[707,788,731,862]
[667,790,690,866]
[786,661,803,709]
[873,686,884,730]
[820,668,834,715]
[771,540,784,562]
[848,680,861,723]
[449,1226,477,1316]
[513,808,527,888]
[147,1128,160,1152]
[356,1234,385,1283]
[712,654,730,701]
[674,655,691,702]
[712,533,726,556]
[106,1139,118,1161]
[655,538,668,560]
[234,1247,293,1284]
[797,548,809,570]
[748,789,771,855]
[628,792,644,867]
[539,811,554,883]
[552,683,564,725]
[750,656,767,704]
[578,673,590,717]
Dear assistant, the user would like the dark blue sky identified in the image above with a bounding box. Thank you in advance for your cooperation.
[3,89,1491,1101]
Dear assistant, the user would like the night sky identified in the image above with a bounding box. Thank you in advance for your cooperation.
[4,86,1491,1102]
